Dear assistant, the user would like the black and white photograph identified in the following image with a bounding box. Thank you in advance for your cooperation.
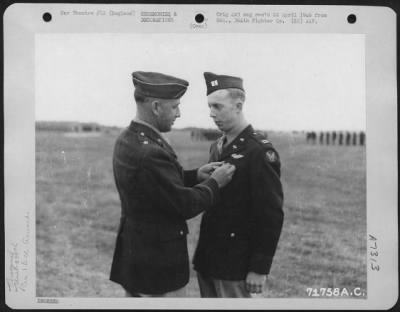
[3,3,397,310]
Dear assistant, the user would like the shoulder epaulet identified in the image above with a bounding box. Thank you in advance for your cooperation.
[251,132,281,164]
[251,131,273,148]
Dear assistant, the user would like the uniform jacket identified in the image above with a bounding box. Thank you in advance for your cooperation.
[193,125,284,280]
[110,121,219,295]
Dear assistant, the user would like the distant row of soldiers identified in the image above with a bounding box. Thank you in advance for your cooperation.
[306,131,365,146]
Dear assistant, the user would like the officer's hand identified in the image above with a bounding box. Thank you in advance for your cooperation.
[245,272,267,295]
[210,163,235,188]
[197,162,223,181]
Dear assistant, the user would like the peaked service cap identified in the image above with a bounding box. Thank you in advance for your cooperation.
[132,71,189,99]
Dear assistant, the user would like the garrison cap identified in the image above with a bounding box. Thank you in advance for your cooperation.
[132,71,189,99]
[204,72,244,95]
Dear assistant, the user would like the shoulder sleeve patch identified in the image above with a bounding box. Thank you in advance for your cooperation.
[266,150,277,162]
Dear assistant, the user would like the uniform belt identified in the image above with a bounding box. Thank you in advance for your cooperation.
[123,215,188,230]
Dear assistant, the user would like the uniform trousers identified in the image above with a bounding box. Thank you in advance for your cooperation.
[125,286,186,297]
[197,272,251,298]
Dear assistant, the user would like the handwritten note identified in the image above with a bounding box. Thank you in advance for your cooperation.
[6,212,30,292]
[369,234,380,271]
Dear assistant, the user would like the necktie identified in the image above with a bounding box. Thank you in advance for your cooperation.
[217,135,227,155]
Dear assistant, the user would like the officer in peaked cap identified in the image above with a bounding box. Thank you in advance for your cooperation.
[110,71,236,297]
[193,72,284,297]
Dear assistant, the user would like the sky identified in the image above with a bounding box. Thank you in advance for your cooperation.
[35,33,365,131]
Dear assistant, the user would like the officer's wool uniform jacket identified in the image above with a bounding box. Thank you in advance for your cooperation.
[193,125,284,280]
[110,121,219,295]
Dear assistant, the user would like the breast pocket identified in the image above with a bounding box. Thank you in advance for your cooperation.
[220,157,250,207]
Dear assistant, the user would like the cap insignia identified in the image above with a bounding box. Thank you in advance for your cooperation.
[211,80,219,87]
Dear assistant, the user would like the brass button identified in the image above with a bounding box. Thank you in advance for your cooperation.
[180,230,184,235]
[230,232,235,238]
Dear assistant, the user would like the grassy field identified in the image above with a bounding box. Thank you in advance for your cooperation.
[36,129,366,298]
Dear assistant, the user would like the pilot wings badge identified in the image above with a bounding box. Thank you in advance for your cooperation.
[231,153,244,159]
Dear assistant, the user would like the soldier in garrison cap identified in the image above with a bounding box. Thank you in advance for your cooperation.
[110,71,236,297]
[193,72,284,297]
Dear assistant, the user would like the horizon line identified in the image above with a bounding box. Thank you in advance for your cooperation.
[35,120,366,133]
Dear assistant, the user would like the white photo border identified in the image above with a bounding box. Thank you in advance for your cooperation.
[4,3,398,310]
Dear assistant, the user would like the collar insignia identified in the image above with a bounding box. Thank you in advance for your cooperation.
[211,80,218,86]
